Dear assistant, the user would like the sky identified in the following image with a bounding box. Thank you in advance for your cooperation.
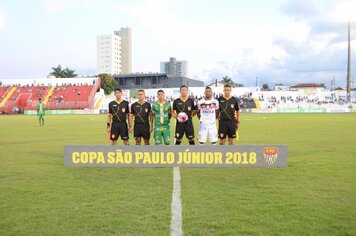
[0,0,355,87]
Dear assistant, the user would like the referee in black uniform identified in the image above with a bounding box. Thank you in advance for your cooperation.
[218,84,240,145]
[107,88,130,145]
[172,85,197,145]
[129,90,153,145]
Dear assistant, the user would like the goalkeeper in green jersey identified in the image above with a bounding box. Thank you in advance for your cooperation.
[151,90,172,145]
[37,98,45,127]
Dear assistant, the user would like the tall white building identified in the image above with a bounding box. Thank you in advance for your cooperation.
[97,34,121,75]
[97,27,132,75]
[160,57,188,77]
[114,27,132,74]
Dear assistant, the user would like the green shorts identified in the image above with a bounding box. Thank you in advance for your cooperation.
[37,113,45,119]
[154,124,171,145]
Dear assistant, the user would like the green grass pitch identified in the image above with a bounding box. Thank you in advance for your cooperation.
[0,113,355,235]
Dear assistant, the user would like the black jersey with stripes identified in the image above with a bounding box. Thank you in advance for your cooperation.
[173,97,197,119]
[130,102,151,124]
[217,96,240,121]
[108,100,129,123]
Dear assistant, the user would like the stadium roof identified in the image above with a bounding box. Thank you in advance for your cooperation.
[206,80,240,88]
[291,83,325,88]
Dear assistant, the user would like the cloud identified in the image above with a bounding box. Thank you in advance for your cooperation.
[327,0,356,23]
[24,0,351,85]
[249,0,356,85]
[0,9,4,29]
[114,0,291,86]
[114,0,196,47]
[42,0,99,12]
[42,0,72,12]
[272,0,356,86]
[84,0,98,9]
[280,0,317,21]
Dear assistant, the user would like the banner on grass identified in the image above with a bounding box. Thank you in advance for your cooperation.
[24,109,75,115]
[64,145,288,168]
[276,108,326,113]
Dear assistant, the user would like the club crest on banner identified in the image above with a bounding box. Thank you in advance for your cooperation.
[264,147,279,165]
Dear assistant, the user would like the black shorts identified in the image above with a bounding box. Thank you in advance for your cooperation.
[134,123,150,140]
[111,122,129,141]
[175,119,194,139]
[218,120,236,139]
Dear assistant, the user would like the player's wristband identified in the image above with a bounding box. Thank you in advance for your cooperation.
[107,123,110,128]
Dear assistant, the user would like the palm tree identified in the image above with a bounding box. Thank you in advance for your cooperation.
[50,65,65,78]
[63,68,78,78]
[222,76,233,84]
[50,65,78,78]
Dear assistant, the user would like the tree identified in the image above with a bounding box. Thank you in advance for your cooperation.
[100,74,116,95]
[50,65,65,78]
[222,76,233,84]
[63,68,78,78]
[50,65,78,78]
[262,83,270,91]
[236,83,244,87]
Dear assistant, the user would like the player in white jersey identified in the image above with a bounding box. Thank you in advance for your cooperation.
[197,86,219,145]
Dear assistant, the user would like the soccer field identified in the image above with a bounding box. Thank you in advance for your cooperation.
[0,113,355,235]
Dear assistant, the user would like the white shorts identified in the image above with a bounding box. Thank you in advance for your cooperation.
[198,122,218,143]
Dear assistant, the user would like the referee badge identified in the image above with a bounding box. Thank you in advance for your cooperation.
[187,106,191,111]
[121,107,126,112]
[230,104,234,108]
[145,108,148,113]
[220,133,224,137]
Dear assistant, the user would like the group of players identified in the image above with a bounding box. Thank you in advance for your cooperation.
[107,84,240,145]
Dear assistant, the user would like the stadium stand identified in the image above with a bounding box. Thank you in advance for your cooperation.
[0,86,13,105]
[1,85,50,114]
[255,91,352,109]
[0,78,101,114]
[239,98,258,109]
[0,77,354,114]
[46,85,95,110]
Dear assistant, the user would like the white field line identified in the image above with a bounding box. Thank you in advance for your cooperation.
[242,116,267,121]
[170,167,183,236]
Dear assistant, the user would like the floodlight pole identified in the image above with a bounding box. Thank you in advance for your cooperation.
[346,22,351,101]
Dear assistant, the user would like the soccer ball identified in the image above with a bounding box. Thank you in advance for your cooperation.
[177,112,188,123]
